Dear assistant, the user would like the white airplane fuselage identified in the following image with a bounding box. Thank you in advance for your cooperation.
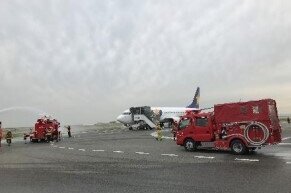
[117,107,198,126]
[116,87,200,128]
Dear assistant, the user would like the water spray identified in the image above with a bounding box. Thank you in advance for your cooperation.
[0,106,49,116]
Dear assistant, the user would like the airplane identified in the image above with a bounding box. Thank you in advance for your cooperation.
[116,87,200,130]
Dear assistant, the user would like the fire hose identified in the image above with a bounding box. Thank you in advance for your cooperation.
[244,122,269,146]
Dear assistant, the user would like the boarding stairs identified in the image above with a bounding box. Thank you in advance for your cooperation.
[130,106,157,129]
[133,114,156,129]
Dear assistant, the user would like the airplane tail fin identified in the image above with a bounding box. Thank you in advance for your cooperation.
[187,87,200,108]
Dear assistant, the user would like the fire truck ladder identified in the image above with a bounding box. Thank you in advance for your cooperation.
[130,106,157,129]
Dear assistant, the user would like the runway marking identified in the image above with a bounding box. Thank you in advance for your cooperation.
[92,150,105,152]
[195,156,215,159]
[135,152,150,155]
[235,158,259,162]
[286,162,291,164]
[278,143,291,146]
[82,132,88,134]
[68,147,74,150]
[78,149,86,151]
[161,154,178,157]
[113,151,124,153]
[59,147,66,149]
[53,145,58,148]
[282,137,291,141]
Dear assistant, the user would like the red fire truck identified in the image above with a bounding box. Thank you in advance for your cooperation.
[176,99,282,154]
[30,117,61,143]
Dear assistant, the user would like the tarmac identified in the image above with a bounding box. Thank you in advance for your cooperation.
[0,123,291,193]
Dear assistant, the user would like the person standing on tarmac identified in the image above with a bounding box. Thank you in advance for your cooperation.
[0,122,3,147]
[172,121,178,141]
[23,133,28,144]
[156,123,163,141]
[5,130,13,146]
[67,125,72,138]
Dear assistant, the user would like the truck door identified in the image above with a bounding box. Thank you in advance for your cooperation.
[193,116,213,141]
[176,117,193,144]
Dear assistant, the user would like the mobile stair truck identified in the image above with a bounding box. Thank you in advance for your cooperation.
[129,106,157,130]
[176,99,282,154]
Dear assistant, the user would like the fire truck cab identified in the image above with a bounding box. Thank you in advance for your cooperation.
[176,99,282,154]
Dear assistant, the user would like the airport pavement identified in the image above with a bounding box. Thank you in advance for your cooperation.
[0,125,291,193]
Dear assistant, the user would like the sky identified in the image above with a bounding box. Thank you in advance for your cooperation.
[0,0,291,127]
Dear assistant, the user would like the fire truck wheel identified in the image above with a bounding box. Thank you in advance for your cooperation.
[230,139,247,155]
[129,127,133,130]
[184,139,197,152]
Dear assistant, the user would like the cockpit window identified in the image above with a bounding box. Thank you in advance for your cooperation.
[178,118,191,130]
[123,112,131,115]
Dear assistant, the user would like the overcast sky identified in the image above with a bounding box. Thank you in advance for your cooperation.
[0,0,290,127]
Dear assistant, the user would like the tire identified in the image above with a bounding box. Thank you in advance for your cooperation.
[184,139,197,152]
[129,127,133,130]
[230,139,247,155]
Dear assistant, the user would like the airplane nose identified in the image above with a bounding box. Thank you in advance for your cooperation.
[116,115,124,123]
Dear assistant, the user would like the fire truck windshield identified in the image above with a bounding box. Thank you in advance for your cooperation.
[178,118,191,130]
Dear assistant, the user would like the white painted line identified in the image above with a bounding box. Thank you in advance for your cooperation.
[113,151,124,153]
[59,147,65,149]
[286,162,291,164]
[278,143,291,146]
[78,149,86,151]
[282,137,291,141]
[82,131,88,134]
[92,150,105,152]
[235,158,259,162]
[161,154,178,157]
[195,156,215,159]
[68,147,74,150]
[135,152,150,155]
[53,146,58,148]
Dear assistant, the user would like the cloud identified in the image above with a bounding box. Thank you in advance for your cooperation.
[0,0,291,126]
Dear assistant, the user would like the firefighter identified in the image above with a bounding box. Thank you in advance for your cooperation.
[67,125,72,138]
[23,133,28,144]
[156,123,163,141]
[0,121,3,147]
[287,117,290,124]
[220,127,227,139]
[171,121,178,141]
[5,130,13,146]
